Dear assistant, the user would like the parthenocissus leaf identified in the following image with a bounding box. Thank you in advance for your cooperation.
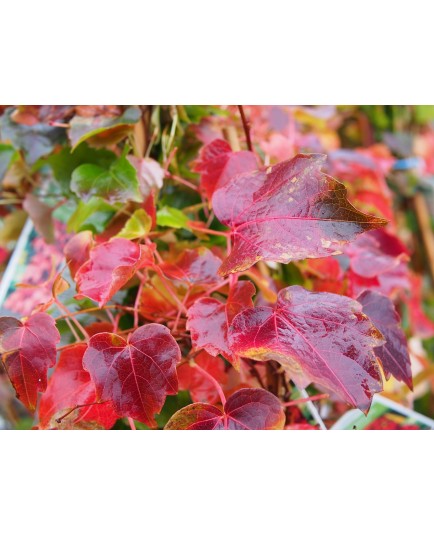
[39,343,118,430]
[0,313,60,411]
[83,324,181,427]
[75,238,155,307]
[358,290,412,389]
[228,285,385,412]
[187,281,255,367]
[212,153,387,276]
[165,388,285,430]
[160,247,222,287]
[71,153,142,204]
[68,106,141,149]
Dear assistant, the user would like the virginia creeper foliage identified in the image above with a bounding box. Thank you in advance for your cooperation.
[0,105,416,430]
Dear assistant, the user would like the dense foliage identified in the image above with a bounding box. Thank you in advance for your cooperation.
[1,105,433,430]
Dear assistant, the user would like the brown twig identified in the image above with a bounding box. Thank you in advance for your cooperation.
[237,105,253,151]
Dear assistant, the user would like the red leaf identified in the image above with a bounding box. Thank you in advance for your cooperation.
[165,388,285,430]
[304,257,345,294]
[85,321,115,337]
[64,230,93,278]
[160,247,223,287]
[358,290,412,389]
[177,351,228,404]
[82,324,181,426]
[39,343,118,429]
[229,285,385,412]
[347,262,409,299]
[187,281,255,367]
[212,153,387,276]
[345,229,409,279]
[75,238,155,306]
[0,312,60,411]
[193,139,258,200]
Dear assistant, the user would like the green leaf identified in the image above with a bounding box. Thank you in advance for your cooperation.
[69,106,141,149]
[414,105,434,125]
[156,206,189,229]
[71,154,142,204]
[0,144,17,181]
[67,197,117,234]
[47,144,116,193]
[116,208,152,239]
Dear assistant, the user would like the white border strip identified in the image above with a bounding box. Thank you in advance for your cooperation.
[0,218,33,309]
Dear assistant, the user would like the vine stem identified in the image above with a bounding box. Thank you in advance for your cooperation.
[299,388,327,430]
[55,401,108,424]
[54,304,136,321]
[191,361,226,406]
[173,288,191,333]
[55,299,90,341]
[134,281,144,329]
[282,393,329,407]
[166,172,199,192]
[237,105,253,152]
[204,279,230,296]
[63,317,81,343]
[139,268,188,315]
[188,223,229,237]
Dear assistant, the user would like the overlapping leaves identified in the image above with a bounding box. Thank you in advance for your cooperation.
[165,388,285,430]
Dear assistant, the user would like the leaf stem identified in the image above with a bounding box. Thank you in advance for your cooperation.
[282,393,329,407]
[55,299,90,341]
[134,281,144,329]
[127,417,136,430]
[191,361,226,406]
[148,267,188,315]
[299,388,327,430]
[188,222,229,237]
[55,401,108,424]
[173,288,191,333]
[166,172,199,192]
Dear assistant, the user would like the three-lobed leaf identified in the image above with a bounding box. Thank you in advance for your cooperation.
[212,153,387,276]
[229,285,385,412]
[75,238,154,307]
[160,247,223,287]
[71,153,142,204]
[83,324,181,427]
[187,281,255,367]
[0,312,60,411]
